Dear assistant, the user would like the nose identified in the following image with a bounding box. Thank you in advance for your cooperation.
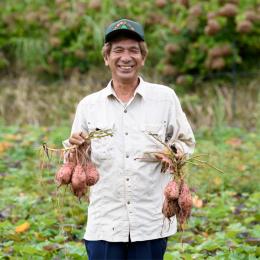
[120,50,131,63]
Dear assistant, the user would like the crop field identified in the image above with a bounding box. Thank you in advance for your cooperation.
[0,123,259,259]
[1,0,259,258]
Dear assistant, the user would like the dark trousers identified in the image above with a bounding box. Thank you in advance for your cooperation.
[84,238,168,260]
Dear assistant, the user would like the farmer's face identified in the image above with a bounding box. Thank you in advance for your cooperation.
[104,38,145,84]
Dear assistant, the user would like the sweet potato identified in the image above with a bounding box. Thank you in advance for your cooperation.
[162,199,180,219]
[178,181,192,225]
[71,164,87,198]
[55,162,74,186]
[84,161,99,186]
[164,180,180,200]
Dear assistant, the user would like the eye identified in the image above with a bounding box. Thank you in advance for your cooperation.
[130,48,140,54]
[112,48,124,53]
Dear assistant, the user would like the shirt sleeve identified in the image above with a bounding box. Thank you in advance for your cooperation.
[62,101,88,148]
[166,91,195,156]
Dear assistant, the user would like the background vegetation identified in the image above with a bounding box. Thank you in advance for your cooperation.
[0,0,259,82]
[0,0,259,259]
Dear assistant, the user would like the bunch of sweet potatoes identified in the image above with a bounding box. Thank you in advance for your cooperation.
[162,179,192,230]
[55,143,99,200]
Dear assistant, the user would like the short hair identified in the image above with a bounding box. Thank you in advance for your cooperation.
[101,38,148,59]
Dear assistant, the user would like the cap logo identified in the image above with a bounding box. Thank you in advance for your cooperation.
[112,20,135,31]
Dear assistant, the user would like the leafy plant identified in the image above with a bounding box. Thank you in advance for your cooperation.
[0,0,259,80]
[0,123,259,258]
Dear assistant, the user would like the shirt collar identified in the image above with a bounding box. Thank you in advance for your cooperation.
[103,76,146,99]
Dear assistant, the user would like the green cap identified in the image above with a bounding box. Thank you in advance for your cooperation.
[104,19,145,43]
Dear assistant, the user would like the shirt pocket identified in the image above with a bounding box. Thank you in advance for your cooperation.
[140,123,166,151]
[88,123,114,161]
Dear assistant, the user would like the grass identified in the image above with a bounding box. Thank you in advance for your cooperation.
[0,123,259,259]
[0,74,259,130]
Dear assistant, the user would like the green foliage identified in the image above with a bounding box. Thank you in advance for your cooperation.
[0,123,259,258]
[0,0,259,80]
[10,37,49,69]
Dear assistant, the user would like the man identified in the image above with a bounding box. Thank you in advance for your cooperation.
[68,18,195,260]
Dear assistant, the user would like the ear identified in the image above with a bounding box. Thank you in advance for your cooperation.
[104,55,109,66]
[141,56,146,66]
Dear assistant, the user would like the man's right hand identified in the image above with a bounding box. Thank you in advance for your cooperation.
[69,132,86,146]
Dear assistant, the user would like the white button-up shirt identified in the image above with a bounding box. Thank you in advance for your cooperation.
[67,77,195,242]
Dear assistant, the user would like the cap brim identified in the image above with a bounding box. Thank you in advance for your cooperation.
[105,29,144,43]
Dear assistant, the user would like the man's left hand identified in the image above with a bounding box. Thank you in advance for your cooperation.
[154,153,174,173]
[154,148,183,173]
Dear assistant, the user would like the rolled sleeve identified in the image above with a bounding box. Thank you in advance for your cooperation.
[70,101,88,135]
[62,100,89,148]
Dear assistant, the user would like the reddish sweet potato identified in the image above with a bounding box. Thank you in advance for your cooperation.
[162,199,180,219]
[177,181,192,226]
[164,180,180,200]
[71,164,87,198]
[55,162,75,186]
[84,161,100,186]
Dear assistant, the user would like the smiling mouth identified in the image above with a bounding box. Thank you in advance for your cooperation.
[118,65,134,71]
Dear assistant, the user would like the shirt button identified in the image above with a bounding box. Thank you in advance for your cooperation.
[125,132,128,135]
[127,201,130,204]
[126,155,129,158]
[126,178,129,181]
